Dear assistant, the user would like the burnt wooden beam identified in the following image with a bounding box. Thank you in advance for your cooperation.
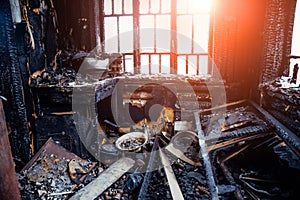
[249,100,300,157]
[200,99,247,115]
[0,0,31,166]
[219,162,243,200]
[159,147,184,200]
[69,157,135,200]
[194,112,218,200]
[216,142,253,200]
[207,133,268,152]
[0,99,21,200]
[137,137,159,200]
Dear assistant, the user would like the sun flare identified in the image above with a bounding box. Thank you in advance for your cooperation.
[187,0,211,14]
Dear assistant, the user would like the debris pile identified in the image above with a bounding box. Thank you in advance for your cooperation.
[260,78,300,135]
[199,102,270,140]
[198,100,300,199]
[17,138,105,200]
[29,68,77,87]
[17,93,300,200]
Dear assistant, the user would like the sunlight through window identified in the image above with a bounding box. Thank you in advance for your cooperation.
[103,0,211,75]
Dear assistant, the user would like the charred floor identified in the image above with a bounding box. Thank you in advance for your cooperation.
[0,0,300,200]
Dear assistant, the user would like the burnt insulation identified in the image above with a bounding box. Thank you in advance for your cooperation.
[0,0,31,168]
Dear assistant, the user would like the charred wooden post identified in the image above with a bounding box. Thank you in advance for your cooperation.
[15,1,36,155]
[0,99,21,200]
[45,0,59,69]
[27,0,46,73]
[0,0,31,167]
[261,0,296,82]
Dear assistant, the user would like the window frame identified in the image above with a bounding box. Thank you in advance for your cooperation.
[100,0,211,75]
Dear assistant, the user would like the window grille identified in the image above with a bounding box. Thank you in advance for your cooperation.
[102,0,211,75]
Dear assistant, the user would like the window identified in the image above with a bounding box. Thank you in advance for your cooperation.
[289,1,300,82]
[102,0,211,75]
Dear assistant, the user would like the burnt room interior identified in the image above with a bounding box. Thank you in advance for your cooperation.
[0,0,300,199]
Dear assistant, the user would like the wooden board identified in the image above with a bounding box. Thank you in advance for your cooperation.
[159,148,184,200]
[0,99,21,200]
[69,157,135,200]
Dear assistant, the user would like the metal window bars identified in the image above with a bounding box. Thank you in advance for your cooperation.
[102,0,211,75]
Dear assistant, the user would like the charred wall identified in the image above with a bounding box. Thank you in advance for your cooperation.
[210,0,267,101]
[210,0,296,102]
[0,0,31,168]
[54,0,97,52]
[261,0,297,82]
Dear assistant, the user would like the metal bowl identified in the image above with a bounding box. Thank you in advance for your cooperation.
[115,132,148,152]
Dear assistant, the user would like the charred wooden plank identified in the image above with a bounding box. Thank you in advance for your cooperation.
[69,157,135,200]
[207,133,269,152]
[200,99,247,115]
[194,112,218,200]
[219,162,243,199]
[21,137,87,172]
[205,125,271,142]
[165,143,202,167]
[159,147,184,200]
[137,137,159,200]
[249,100,300,157]
[0,100,21,200]
[268,109,300,135]
[215,143,252,200]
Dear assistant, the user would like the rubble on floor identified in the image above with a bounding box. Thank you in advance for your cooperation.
[17,100,300,200]
[259,77,300,136]
[17,138,106,200]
